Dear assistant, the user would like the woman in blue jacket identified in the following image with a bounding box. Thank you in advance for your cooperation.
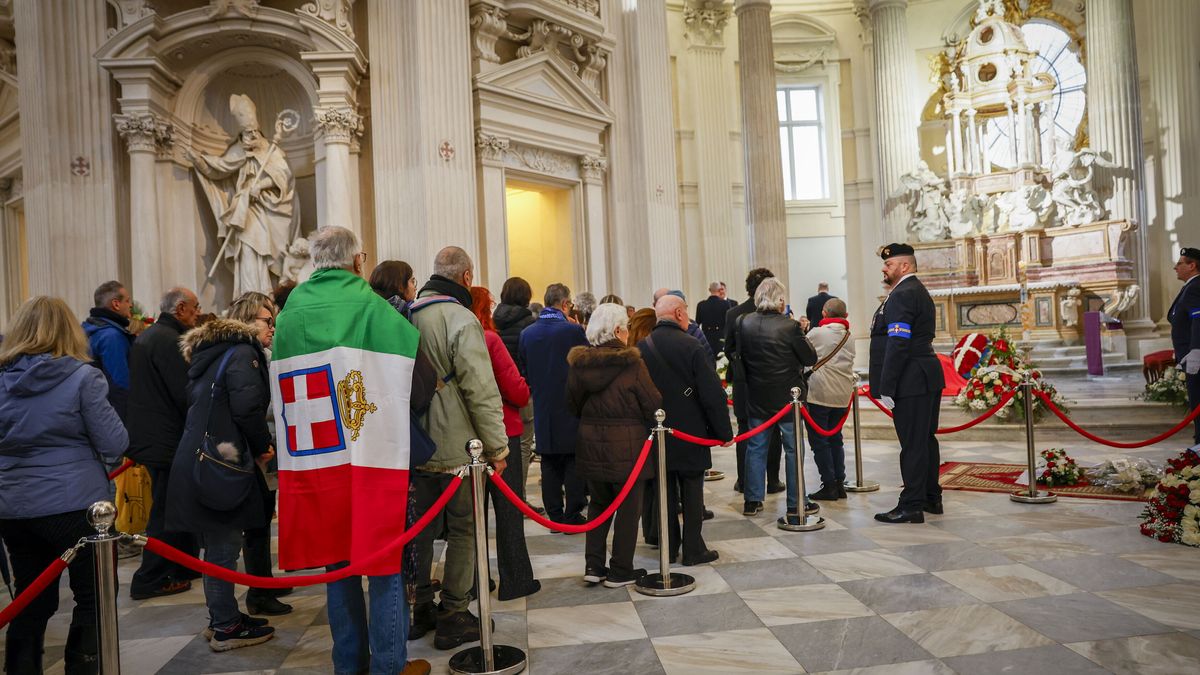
[0,296,128,675]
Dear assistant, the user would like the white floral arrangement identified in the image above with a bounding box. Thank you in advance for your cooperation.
[1137,367,1189,407]
[1037,448,1084,487]
[1141,449,1200,547]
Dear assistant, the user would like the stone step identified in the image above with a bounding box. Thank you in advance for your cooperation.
[1038,361,1142,376]
[1029,353,1127,368]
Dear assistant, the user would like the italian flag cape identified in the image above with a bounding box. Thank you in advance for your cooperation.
[269,268,419,574]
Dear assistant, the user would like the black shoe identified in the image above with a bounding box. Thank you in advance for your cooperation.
[778,513,813,527]
[583,566,607,584]
[743,500,763,516]
[786,501,820,517]
[767,481,786,494]
[531,504,547,516]
[603,568,647,588]
[269,586,294,598]
[874,508,925,524]
[5,634,44,674]
[808,483,841,501]
[838,482,848,498]
[702,508,715,521]
[733,480,743,493]
[246,596,293,616]
[644,536,659,548]
[130,579,191,600]
[557,513,586,535]
[681,550,719,566]
[203,613,268,640]
[924,500,944,515]
[434,610,491,650]
[498,579,541,601]
[408,601,438,641]
[209,621,274,652]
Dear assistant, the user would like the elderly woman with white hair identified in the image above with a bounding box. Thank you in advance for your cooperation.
[566,303,662,587]
[726,277,817,525]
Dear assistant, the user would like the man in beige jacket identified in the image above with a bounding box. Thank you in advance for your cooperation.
[804,297,856,500]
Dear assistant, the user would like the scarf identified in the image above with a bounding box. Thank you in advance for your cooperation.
[818,318,849,329]
[419,274,473,310]
[88,307,131,328]
[539,307,568,321]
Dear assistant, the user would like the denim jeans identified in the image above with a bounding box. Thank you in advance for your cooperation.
[200,528,245,631]
[325,561,409,674]
[744,419,799,509]
[805,403,847,485]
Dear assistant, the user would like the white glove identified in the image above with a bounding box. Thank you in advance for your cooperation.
[878,395,895,410]
[1181,350,1200,375]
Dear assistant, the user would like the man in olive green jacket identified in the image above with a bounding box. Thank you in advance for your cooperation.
[408,246,509,649]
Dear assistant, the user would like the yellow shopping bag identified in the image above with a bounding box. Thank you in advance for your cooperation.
[115,462,152,534]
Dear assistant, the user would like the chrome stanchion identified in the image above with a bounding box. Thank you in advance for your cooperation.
[778,389,825,532]
[843,388,879,492]
[635,410,695,597]
[449,441,526,675]
[86,501,121,674]
[1011,381,1057,504]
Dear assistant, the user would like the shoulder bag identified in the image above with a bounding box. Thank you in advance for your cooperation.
[192,348,257,512]
[725,314,748,384]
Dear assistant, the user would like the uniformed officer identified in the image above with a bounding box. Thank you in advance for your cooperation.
[1168,247,1200,442]
[868,243,945,523]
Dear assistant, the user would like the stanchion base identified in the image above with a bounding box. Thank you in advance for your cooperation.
[634,572,696,597]
[703,470,725,482]
[448,645,527,675]
[778,515,825,532]
[843,480,880,492]
[1010,489,1057,504]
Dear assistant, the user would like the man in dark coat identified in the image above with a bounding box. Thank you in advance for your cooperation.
[805,282,835,328]
[696,281,735,355]
[724,268,784,494]
[82,280,135,421]
[638,295,732,565]
[519,283,590,524]
[128,287,203,599]
[1169,247,1200,442]
[868,244,945,524]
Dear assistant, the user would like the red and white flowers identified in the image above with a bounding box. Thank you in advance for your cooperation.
[1141,449,1200,547]
[1037,448,1084,487]
[952,328,1067,423]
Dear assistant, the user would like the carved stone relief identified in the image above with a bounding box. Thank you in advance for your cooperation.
[113,113,175,158]
[299,0,356,39]
[475,131,510,162]
[683,1,731,47]
[314,108,363,145]
[579,155,607,181]
[470,5,508,65]
[207,0,259,19]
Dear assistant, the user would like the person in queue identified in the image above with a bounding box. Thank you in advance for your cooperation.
[82,280,135,421]
[493,276,539,498]
[803,298,855,501]
[727,278,818,524]
[0,296,128,674]
[370,259,419,310]
[567,303,662,586]
[1169,247,1200,443]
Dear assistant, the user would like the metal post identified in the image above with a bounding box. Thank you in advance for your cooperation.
[1010,381,1057,504]
[86,501,120,674]
[778,389,825,531]
[449,441,526,675]
[636,410,695,597]
[844,387,879,492]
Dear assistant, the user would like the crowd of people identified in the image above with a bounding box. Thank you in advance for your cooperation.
[1,224,944,675]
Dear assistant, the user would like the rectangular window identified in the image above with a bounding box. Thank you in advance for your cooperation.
[777,85,828,201]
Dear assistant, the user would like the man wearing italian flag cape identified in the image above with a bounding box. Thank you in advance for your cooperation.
[269,226,429,675]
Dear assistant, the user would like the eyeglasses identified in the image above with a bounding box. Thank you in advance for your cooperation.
[255,316,275,328]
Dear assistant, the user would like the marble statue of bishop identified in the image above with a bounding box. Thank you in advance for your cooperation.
[186,94,298,296]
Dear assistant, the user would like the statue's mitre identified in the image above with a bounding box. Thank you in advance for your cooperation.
[229,94,260,132]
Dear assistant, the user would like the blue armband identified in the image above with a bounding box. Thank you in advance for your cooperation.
[1191,309,1200,319]
[887,322,912,338]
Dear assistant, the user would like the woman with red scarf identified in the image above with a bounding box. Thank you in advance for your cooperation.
[804,297,856,501]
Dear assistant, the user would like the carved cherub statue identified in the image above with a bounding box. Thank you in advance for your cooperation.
[1050,136,1117,227]
[1060,287,1082,327]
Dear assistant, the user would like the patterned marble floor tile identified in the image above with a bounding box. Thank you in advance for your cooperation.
[776,530,880,557]
[991,592,1174,643]
[529,638,665,675]
[700,517,780,542]
[926,515,1036,541]
[708,536,798,564]
[651,627,805,674]
[1097,582,1200,630]
[890,541,1015,572]
[116,636,197,675]
[523,575,631,610]
[715,558,831,592]
[634,591,764,638]
[857,525,964,548]
[1057,524,1169,554]
[803,550,925,583]
[278,626,332,671]
[813,659,954,675]
[1027,553,1178,591]
[769,616,932,672]
[525,552,591,580]
[838,573,981,615]
[740,584,873,626]
[1001,511,1120,533]
[1066,633,1200,675]
[933,563,1079,602]
[942,644,1111,675]
[526,601,647,649]
[628,563,731,601]
[975,532,1097,562]
[1119,547,1200,582]
[882,604,1055,658]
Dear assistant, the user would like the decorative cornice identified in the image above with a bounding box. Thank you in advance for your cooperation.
[207,0,259,19]
[509,143,575,177]
[683,1,731,47]
[475,130,510,162]
[314,107,363,144]
[114,113,174,157]
[579,155,608,181]
[299,0,356,40]
[113,0,156,27]
[470,5,508,66]
[506,18,608,93]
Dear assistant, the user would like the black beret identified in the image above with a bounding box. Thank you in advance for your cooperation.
[1182,248,1200,263]
[880,243,915,260]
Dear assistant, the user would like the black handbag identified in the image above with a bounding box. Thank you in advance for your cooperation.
[726,315,748,384]
[192,348,257,512]
[409,417,437,468]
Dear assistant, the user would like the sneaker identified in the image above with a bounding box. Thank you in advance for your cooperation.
[603,568,646,588]
[808,483,841,501]
[130,580,191,601]
[203,613,268,640]
[583,566,607,584]
[743,501,763,516]
[208,621,274,652]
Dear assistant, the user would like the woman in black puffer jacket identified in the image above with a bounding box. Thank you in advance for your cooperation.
[493,276,538,488]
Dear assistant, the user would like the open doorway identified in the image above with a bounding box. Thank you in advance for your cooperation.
[504,178,577,300]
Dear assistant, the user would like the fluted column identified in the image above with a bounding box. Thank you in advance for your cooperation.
[1145,0,1200,324]
[114,114,172,302]
[867,0,919,241]
[736,0,788,281]
[1087,0,1150,325]
[314,107,362,234]
[368,0,478,277]
[15,0,121,314]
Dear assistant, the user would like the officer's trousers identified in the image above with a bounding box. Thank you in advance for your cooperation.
[893,391,942,510]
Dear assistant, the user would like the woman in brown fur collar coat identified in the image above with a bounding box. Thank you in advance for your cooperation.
[566,303,662,588]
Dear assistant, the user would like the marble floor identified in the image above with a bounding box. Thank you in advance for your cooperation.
[6,434,1200,674]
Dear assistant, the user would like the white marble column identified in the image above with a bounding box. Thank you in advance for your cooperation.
[314,108,362,234]
[1087,0,1151,326]
[867,0,919,240]
[368,0,478,276]
[474,132,509,292]
[736,0,788,279]
[114,114,172,302]
[579,156,610,295]
[15,0,122,314]
[965,109,979,174]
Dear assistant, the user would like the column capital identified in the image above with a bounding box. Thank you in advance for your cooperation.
[114,112,173,157]
[684,1,731,47]
[734,0,771,12]
[475,130,510,163]
[579,155,608,182]
[314,107,363,145]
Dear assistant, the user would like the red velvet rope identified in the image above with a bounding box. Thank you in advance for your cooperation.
[491,437,653,534]
[0,557,68,630]
[858,386,1017,435]
[107,458,134,480]
[1034,389,1200,449]
[143,475,464,588]
[800,405,853,437]
[670,403,792,447]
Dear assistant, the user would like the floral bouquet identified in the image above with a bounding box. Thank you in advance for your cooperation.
[1138,367,1189,407]
[715,353,732,399]
[952,327,1067,423]
[1037,448,1085,487]
[1085,457,1161,493]
[129,301,155,336]
[1140,449,1200,546]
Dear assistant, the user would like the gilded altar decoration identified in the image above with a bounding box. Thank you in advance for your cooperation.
[336,370,377,442]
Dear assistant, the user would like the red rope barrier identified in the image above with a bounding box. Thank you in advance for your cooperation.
[492,438,653,534]
[1034,389,1200,449]
[107,458,134,480]
[0,557,69,630]
[935,390,1016,434]
[859,387,895,418]
[670,403,792,447]
[143,475,464,588]
[799,405,852,437]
